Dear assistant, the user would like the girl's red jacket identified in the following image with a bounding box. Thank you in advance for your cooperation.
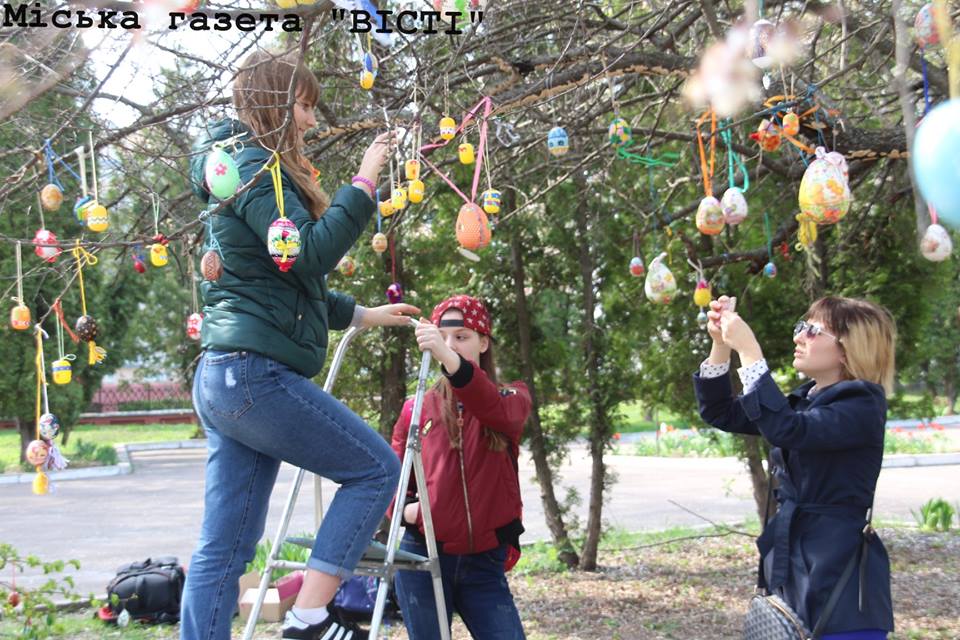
[390,355,532,555]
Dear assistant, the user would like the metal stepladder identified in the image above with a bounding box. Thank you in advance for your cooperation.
[242,321,450,640]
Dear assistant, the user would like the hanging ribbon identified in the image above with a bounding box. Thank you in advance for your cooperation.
[72,242,106,366]
[52,298,79,344]
[616,147,681,167]
[795,213,818,251]
[33,325,49,494]
[764,211,775,265]
[931,0,959,99]
[389,232,397,284]
[720,121,749,192]
[419,96,493,205]
[13,240,25,306]
[695,109,717,197]
[43,139,83,186]
[921,54,933,115]
[88,132,99,203]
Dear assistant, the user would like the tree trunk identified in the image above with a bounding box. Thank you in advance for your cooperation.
[378,240,407,439]
[17,416,32,466]
[574,185,609,572]
[508,221,580,568]
[742,434,772,523]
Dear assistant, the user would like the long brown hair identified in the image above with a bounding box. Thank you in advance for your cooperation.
[433,340,510,452]
[805,296,897,396]
[233,50,330,218]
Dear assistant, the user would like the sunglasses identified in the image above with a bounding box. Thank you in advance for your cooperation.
[793,320,839,342]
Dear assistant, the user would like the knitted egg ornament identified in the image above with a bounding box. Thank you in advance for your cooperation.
[33,228,61,262]
[201,250,222,281]
[386,282,403,304]
[608,117,632,148]
[267,217,301,272]
[186,312,204,341]
[455,203,491,251]
[482,189,501,214]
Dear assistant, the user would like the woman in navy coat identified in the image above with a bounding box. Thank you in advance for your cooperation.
[693,295,895,638]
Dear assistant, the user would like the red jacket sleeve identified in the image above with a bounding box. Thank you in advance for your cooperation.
[391,398,414,461]
[447,356,531,443]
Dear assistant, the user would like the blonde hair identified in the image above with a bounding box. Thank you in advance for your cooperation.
[806,296,897,395]
[233,50,330,218]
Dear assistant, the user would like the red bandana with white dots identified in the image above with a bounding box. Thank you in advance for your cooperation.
[430,295,492,336]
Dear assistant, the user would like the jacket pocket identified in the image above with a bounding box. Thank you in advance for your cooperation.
[200,351,254,419]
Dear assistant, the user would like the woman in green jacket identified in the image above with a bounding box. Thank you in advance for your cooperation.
[181,50,416,640]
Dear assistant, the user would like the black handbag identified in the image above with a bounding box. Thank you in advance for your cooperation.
[743,475,871,640]
[103,556,185,624]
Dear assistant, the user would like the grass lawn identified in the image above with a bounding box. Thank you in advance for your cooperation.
[0,423,199,473]
[2,524,956,639]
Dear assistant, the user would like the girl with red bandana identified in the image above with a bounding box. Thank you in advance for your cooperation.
[390,295,531,640]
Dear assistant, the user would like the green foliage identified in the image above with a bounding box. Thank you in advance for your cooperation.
[912,498,957,533]
[244,536,311,579]
[70,438,118,465]
[0,543,89,640]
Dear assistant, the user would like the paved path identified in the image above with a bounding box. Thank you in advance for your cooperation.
[1,445,957,595]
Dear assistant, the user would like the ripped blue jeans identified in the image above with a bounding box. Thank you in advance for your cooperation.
[180,349,401,640]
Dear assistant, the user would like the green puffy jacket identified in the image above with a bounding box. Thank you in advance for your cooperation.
[190,118,373,378]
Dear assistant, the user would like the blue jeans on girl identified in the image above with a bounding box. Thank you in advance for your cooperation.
[394,530,526,640]
[179,350,401,640]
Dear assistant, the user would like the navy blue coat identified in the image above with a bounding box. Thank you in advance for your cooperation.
[693,369,894,634]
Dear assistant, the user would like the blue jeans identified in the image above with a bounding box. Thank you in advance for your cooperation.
[394,530,526,640]
[180,350,401,640]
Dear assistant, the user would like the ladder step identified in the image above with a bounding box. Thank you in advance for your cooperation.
[285,538,429,564]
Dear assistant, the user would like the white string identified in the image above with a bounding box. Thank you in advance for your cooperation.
[88,131,98,202]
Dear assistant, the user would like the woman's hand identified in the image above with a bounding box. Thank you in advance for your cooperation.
[355,130,399,190]
[403,502,420,526]
[720,311,764,366]
[360,303,421,328]
[414,319,461,373]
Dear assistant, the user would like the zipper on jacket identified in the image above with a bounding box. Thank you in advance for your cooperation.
[456,404,475,552]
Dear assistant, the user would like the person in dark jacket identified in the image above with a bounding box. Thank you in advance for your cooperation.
[180,50,418,640]
[390,295,530,640]
[693,295,896,638]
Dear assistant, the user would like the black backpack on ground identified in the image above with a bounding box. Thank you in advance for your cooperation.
[101,556,185,624]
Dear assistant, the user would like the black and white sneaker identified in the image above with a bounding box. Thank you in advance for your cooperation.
[281,607,368,640]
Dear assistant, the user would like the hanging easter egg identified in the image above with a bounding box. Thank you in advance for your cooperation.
[204,147,241,200]
[748,19,777,69]
[693,280,712,307]
[132,250,146,274]
[458,142,475,165]
[186,312,203,341]
[629,256,645,277]
[720,187,748,225]
[456,202,491,251]
[781,111,800,137]
[763,261,778,278]
[86,203,109,233]
[921,223,953,261]
[482,189,501,214]
[644,252,677,304]
[75,314,98,342]
[201,250,222,281]
[360,70,375,90]
[10,304,30,331]
[32,228,61,263]
[32,472,48,495]
[52,358,72,385]
[439,116,457,141]
[697,310,709,328]
[40,184,63,211]
[150,243,169,267]
[338,255,356,277]
[608,117,632,148]
[379,199,396,218]
[405,159,421,181]
[26,440,50,466]
[38,413,60,440]
[408,179,425,204]
[363,51,378,75]
[267,217,301,272]
[696,196,725,235]
[391,186,408,211]
[74,195,93,222]
[915,3,940,49]
[386,282,404,304]
[750,119,781,152]
[548,127,569,156]
[372,232,388,254]
[914,100,960,228]
[798,147,851,225]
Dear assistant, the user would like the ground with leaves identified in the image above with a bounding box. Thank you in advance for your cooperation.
[2,526,956,640]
